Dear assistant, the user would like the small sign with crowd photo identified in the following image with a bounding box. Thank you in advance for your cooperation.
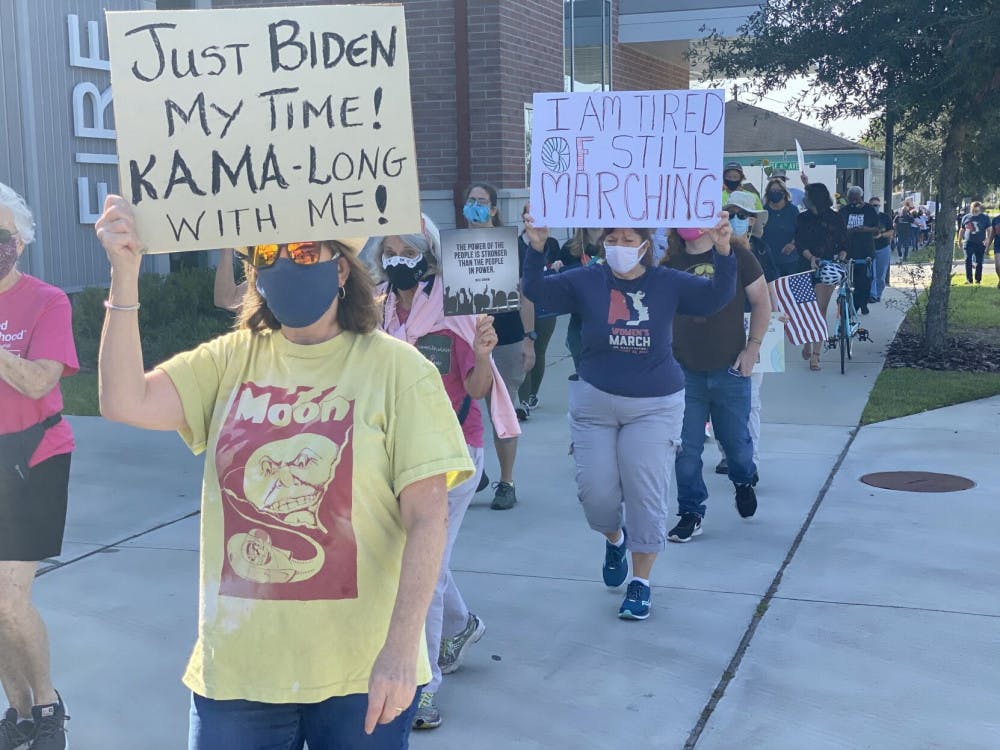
[440,227,521,317]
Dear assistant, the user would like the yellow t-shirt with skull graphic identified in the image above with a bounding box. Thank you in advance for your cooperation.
[158,327,474,703]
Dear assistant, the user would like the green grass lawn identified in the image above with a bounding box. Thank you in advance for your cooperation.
[864,276,1000,423]
[862,369,1000,424]
[61,372,99,417]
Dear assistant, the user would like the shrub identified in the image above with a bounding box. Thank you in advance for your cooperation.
[72,268,235,370]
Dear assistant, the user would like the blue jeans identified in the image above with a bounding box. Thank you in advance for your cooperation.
[189,690,421,750]
[675,367,755,518]
[871,246,891,300]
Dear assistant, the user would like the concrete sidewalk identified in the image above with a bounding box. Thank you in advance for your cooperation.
[31,286,1000,748]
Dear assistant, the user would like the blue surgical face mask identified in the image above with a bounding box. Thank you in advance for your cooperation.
[255,257,341,329]
[463,202,492,225]
[729,217,750,237]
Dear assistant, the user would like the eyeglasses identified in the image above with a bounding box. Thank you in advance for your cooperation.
[0,229,18,244]
[237,242,332,269]
[467,198,491,207]
[729,211,751,221]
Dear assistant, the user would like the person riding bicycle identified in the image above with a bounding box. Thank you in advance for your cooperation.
[794,183,848,371]
[841,187,880,315]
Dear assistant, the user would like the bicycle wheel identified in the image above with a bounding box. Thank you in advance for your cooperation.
[839,296,849,374]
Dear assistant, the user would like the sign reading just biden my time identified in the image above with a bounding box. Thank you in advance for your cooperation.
[106,5,420,253]
[529,89,725,228]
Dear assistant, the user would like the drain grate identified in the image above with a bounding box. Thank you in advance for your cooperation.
[861,471,975,493]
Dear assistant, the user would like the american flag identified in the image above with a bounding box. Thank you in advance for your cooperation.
[774,271,828,345]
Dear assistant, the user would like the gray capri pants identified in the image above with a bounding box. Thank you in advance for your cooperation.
[569,379,684,553]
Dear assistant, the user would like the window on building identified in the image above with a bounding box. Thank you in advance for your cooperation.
[564,0,612,92]
[837,169,866,198]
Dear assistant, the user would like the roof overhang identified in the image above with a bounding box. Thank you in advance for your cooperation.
[618,0,761,44]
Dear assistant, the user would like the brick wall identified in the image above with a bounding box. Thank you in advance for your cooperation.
[495,0,563,189]
[614,45,689,91]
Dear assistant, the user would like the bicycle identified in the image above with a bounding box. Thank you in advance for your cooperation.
[819,260,872,374]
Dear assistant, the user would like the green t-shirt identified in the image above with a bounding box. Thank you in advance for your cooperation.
[158,327,473,702]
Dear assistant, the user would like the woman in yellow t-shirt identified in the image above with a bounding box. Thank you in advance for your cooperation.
[94,196,473,750]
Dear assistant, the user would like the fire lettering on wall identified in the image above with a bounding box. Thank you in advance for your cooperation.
[68,14,116,225]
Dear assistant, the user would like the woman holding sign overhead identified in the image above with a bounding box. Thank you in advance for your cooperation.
[95,195,473,750]
[368,214,518,731]
[522,212,738,620]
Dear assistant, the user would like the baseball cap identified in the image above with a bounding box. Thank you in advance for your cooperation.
[724,161,745,177]
[724,191,766,215]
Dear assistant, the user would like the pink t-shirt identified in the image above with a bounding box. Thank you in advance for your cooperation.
[397,307,483,448]
[0,274,79,466]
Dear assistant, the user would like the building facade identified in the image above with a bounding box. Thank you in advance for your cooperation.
[2,0,754,289]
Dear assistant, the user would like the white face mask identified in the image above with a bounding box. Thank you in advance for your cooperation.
[604,241,647,275]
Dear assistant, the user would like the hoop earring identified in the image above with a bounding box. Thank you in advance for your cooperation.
[338,286,347,300]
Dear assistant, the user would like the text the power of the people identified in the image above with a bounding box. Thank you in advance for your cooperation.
[106,5,420,253]
[529,89,725,228]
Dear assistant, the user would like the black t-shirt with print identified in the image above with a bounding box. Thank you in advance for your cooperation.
[842,203,879,259]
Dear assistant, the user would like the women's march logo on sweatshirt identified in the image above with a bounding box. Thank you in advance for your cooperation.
[607,289,651,354]
[214,382,358,601]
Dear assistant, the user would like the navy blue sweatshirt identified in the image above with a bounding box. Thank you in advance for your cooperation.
[522,246,737,397]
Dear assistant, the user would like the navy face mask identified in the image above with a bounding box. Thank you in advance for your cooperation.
[255,257,341,329]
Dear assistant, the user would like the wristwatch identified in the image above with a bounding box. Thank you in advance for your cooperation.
[525,330,539,342]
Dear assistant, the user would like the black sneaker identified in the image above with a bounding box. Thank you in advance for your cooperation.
[476,470,490,493]
[0,708,34,750]
[515,406,529,421]
[29,693,67,750]
[715,457,728,475]
[490,481,517,510]
[735,483,758,518]
[667,513,702,542]
[861,305,870,315]
[568,373,580,381]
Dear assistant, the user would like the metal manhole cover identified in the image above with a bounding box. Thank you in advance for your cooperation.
[861,471,975,493]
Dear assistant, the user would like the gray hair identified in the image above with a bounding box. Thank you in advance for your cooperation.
[847,186,864,200]
[0,183,36,244]
[365,213,442,282]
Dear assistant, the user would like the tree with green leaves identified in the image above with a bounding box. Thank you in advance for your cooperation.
[861,116,1000,205]
[696,0,1000,352]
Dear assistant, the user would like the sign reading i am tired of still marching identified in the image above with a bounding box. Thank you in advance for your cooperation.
[529,89,725,229]
[105,5,420,253]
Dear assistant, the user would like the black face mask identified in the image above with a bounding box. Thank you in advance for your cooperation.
[767,190,785,203]
[383,255,429,290]
[724,178,742,191]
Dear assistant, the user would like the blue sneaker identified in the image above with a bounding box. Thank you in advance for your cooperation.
[602,529,628,587]
[618,580,651,620]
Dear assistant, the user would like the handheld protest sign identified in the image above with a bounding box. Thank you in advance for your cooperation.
[440,227,520,317]
[529,89,725,228]
[106,5,420,253]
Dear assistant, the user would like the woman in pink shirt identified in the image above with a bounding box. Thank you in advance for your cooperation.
[0,183,78,748]
[369,214,517,730]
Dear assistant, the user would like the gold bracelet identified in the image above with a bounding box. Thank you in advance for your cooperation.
[748,336,763,345]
